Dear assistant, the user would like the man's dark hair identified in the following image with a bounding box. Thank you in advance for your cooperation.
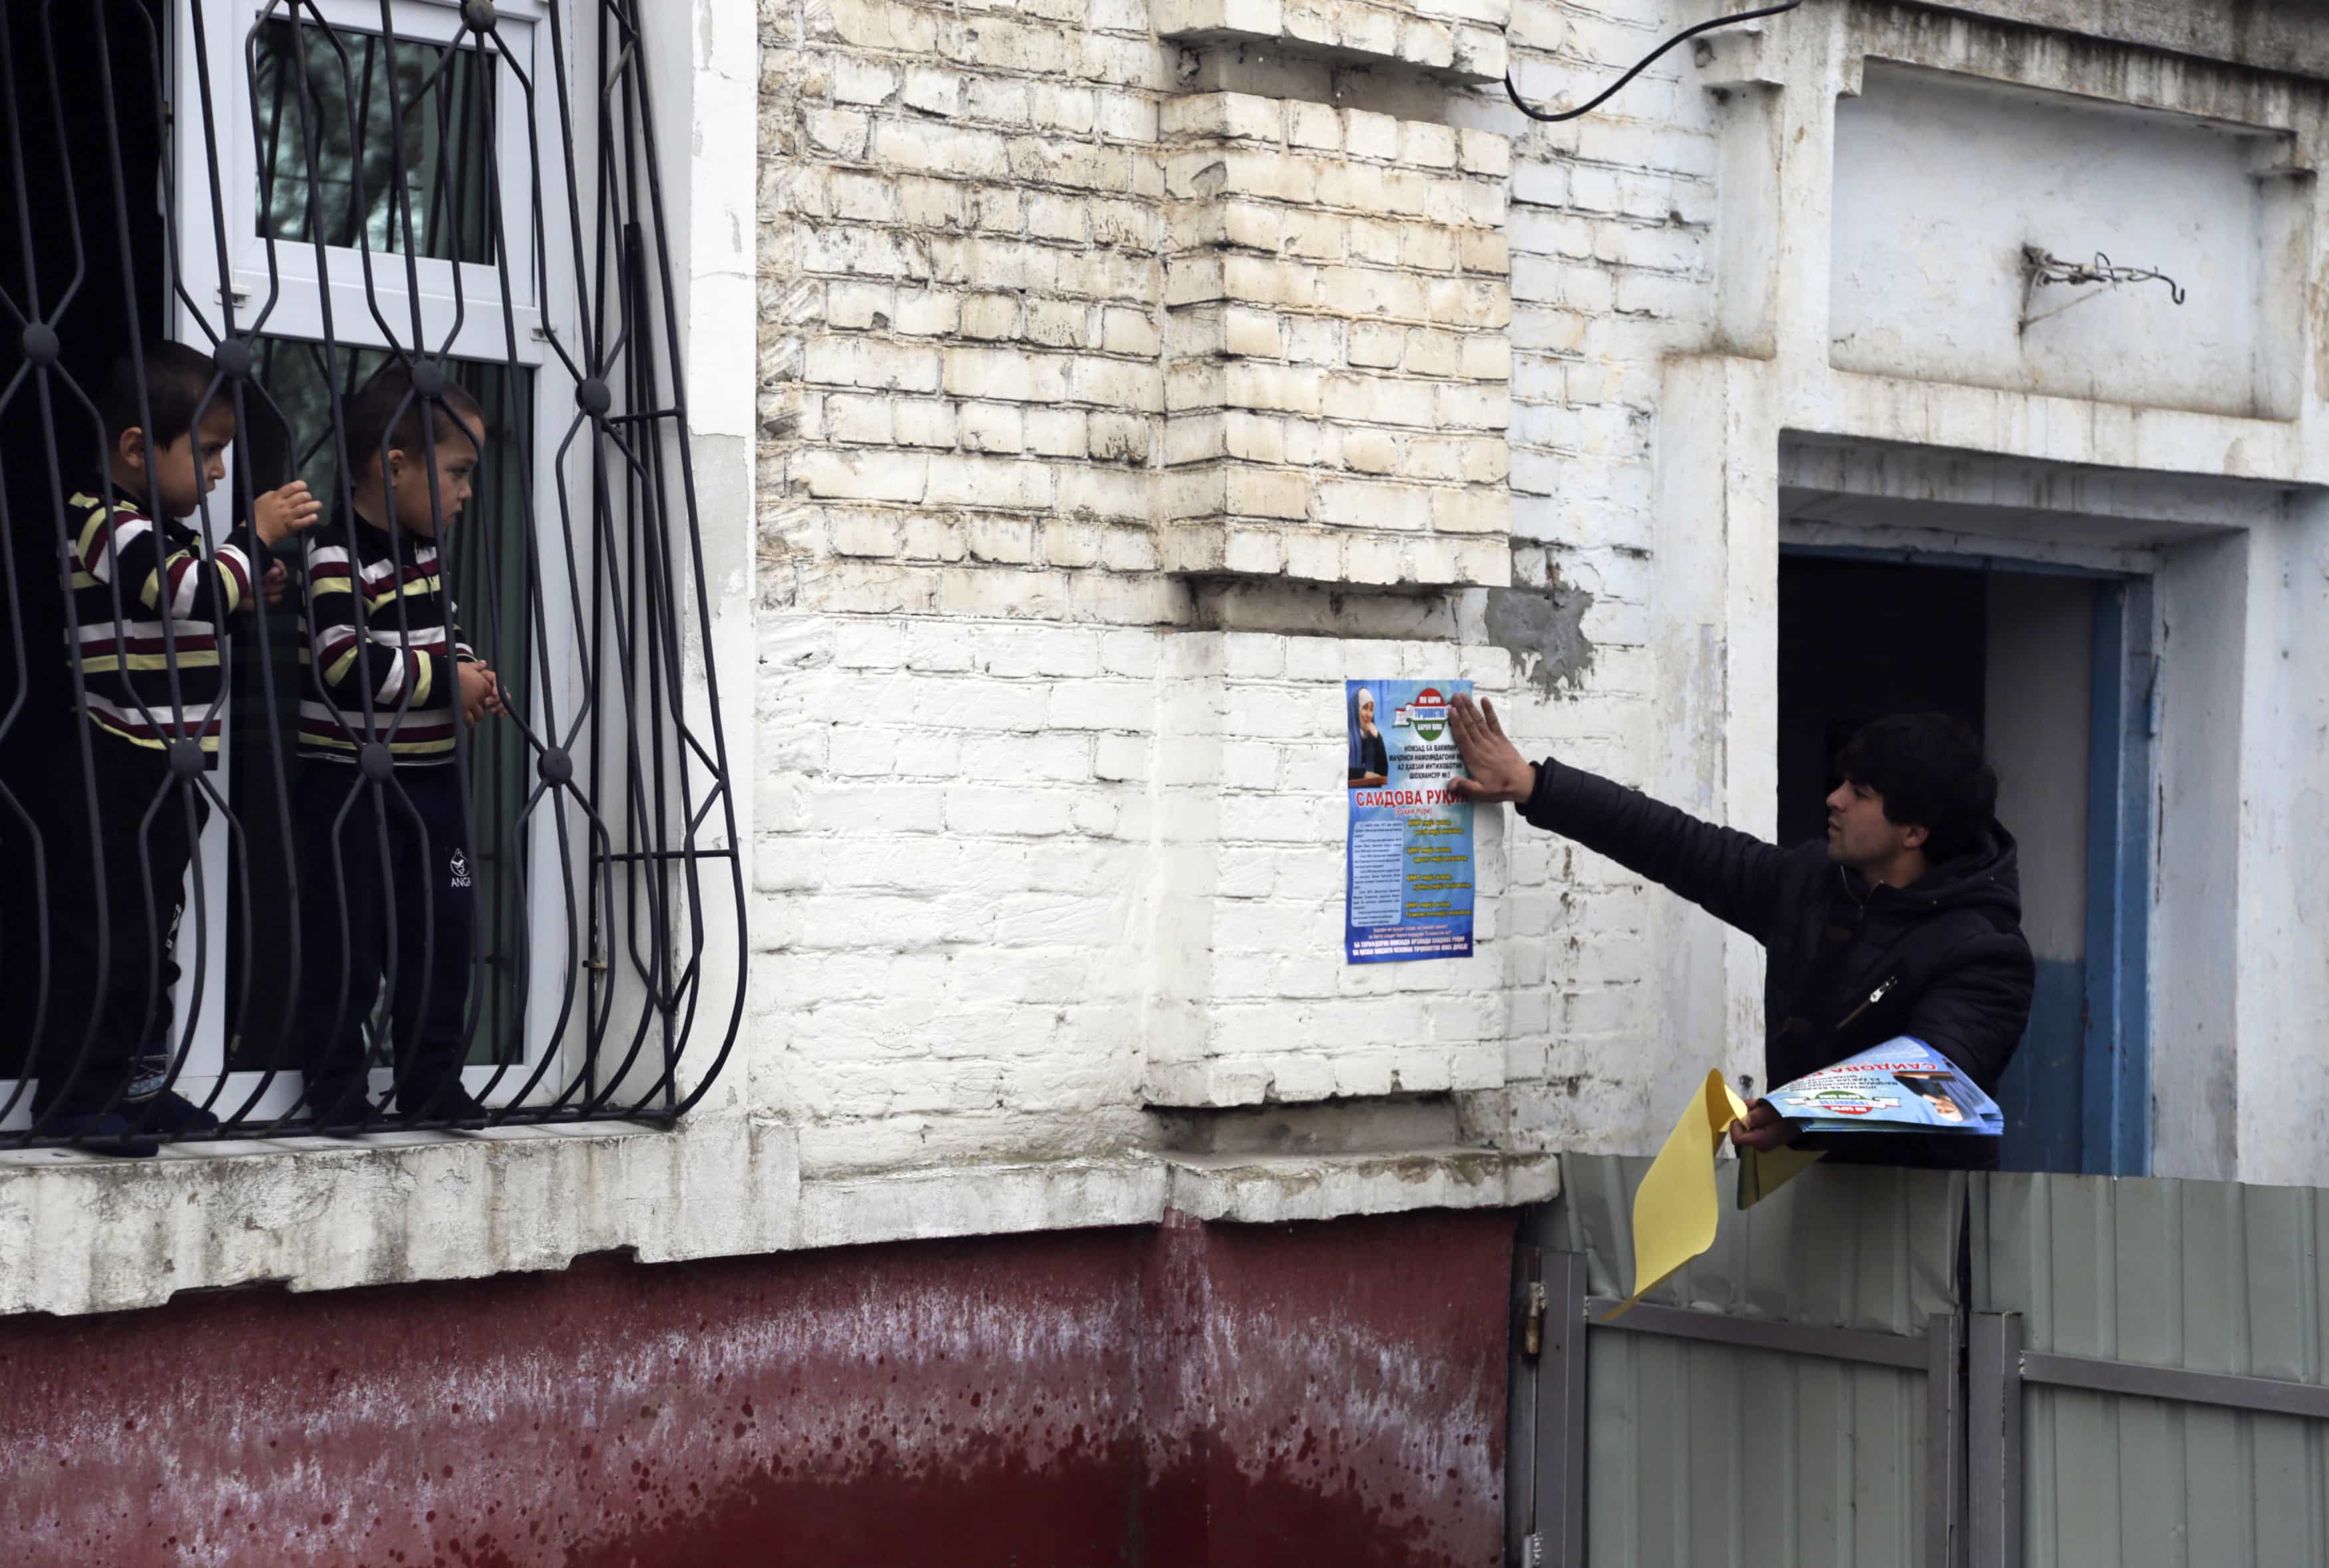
[98,341,225,448]
[1836,712,1998,863]
[342,361,486,480]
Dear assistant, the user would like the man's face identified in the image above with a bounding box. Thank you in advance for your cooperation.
[128,404,235,520]
[385,412,485,540]
[1825,776,1923,871]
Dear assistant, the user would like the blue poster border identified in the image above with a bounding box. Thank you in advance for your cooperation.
[1344,678,1475,965]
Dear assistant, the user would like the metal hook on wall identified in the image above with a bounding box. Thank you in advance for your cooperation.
[1503,0,1806,124]
[2019,247,2187,333]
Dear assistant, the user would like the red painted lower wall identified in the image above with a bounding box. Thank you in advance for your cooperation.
[0,1207,1515,1567]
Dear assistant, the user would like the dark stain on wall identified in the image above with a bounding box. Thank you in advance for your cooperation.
[1485,575,1596,696]
[0,1209,1515,1567]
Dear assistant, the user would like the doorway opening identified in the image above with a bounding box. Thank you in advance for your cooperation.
[1777,551,2153,1175]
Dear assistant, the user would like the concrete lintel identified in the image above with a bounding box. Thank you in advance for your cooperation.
[1894,0,2329,89]
[1780,434,2298,535]
[1778,517,2165,579]
[1785,369,2316,485]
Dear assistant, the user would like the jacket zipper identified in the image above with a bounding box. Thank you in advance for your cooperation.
[1833,975,1898,1034]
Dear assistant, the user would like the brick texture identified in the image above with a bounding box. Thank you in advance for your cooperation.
[1159,94,1513,588]
[1155,0,1510,83]
[753,0,1708,1177]
[1143,633,1513,1106]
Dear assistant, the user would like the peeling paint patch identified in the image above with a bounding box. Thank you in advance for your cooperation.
[1485,575,1597,695]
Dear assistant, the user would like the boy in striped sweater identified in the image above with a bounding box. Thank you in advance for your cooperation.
[295,363,504,1130]
[41,342,319,1154]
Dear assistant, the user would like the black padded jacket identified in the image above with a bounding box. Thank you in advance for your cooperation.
[1520,759,2037,1170]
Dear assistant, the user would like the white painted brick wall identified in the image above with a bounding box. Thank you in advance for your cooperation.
[753,0,1723,1186]
[23,0,2314,1319]
[26,2,2316,1314]
[1143,632,1515,1106]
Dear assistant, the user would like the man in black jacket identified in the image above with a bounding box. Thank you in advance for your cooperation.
[1447,695,2035,1170]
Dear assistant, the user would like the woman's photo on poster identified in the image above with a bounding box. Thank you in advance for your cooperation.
[1347,683,1388,788]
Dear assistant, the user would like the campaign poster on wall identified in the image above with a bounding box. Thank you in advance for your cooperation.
[1344,679,1475,964]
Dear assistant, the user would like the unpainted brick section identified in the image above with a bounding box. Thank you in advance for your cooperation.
[1160,93,1513,589]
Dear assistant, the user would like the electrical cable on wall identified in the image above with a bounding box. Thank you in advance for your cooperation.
[1505,0,1805,123]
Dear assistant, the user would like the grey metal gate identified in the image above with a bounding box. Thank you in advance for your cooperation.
[1512,1155,1968,1568]
[1971,1174,2329,1568]
[1515,1161,2329,1568]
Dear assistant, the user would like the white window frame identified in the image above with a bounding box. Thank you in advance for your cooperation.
[204,0,550,350]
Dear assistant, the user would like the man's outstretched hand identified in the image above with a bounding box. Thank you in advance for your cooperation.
[1447,693,1538,806]
[1729,1099,1798,1152]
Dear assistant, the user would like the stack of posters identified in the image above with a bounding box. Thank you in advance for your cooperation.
[1768,1038,2004,1138]
[1612,1040,2002,1315]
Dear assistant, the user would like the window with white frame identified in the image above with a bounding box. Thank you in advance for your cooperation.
[0,0,743,1146]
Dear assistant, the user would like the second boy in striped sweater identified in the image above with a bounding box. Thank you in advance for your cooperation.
[295,363,505,1130]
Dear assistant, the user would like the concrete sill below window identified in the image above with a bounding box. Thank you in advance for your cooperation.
[0,1121,1558,1319]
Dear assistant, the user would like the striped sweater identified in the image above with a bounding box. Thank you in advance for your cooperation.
[297,514,471,765]
[63,482,259,755]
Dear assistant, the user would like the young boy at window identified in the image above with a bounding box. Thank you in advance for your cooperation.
[38,341,320,1154]
[295,363,504,1130]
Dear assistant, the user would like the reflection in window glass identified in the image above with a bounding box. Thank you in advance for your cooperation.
[254,19,497,267]
[228,342,536,1072]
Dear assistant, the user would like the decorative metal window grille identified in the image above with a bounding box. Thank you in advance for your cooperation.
[0,0,745,1150]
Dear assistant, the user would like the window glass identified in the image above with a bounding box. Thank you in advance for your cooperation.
[254,17,498,267]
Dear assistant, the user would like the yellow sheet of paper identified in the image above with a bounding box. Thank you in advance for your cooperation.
[1604,1070,1825,1319]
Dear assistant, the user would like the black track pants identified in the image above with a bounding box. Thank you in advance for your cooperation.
[295,762,474,1100]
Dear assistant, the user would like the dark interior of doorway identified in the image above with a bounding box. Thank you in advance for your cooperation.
[1777,559,1987,848]
[1778,553,2091,1175]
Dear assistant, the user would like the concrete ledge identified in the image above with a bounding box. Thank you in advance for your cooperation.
[795,1156,1170,1250]
[0,1117,799,1318]
[0,1122,1556,1317]
[1163,1145,1558,1223]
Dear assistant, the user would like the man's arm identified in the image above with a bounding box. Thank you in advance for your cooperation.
[1448,693,1796,939]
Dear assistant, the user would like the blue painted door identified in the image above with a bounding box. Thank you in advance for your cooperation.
[1985,572,2097,1173]
[1989,575,2152,1175]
